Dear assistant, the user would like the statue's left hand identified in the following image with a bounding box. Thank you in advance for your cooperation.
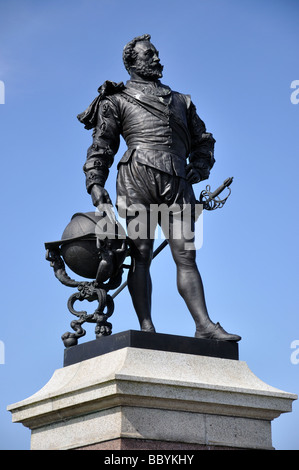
[186,163,202,184]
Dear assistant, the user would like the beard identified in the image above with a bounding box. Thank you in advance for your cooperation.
[133,61,164,79]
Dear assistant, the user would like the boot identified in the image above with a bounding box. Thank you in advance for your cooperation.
[195,322,241,342]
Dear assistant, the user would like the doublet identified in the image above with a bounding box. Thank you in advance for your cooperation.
[78,79,216,194]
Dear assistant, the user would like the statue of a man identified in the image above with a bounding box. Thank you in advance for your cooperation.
[78,34,241,342]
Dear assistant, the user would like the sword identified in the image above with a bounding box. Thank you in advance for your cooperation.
[112,177,234,299]
[199,176,233,210]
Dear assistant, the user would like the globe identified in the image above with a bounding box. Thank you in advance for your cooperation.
[60,212,127,280]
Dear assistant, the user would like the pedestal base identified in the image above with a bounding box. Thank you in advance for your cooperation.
[7,332,297,450]
[63,330,239,366]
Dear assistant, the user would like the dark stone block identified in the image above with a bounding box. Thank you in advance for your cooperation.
[63,330,239,367]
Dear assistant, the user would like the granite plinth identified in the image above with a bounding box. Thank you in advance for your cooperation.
[63,330,239,367]
[7,337,297,450]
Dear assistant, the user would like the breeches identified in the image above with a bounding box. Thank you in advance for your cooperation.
[116,155,196,212]
[116,158,198,267]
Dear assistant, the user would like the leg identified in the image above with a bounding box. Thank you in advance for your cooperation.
[126,215,156,332]
[167,216,241,341]
[167,234,212,331]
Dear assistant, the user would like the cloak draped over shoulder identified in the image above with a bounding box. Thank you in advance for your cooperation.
[77,81,125,129]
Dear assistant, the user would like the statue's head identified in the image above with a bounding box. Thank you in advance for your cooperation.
[123,34,163,80]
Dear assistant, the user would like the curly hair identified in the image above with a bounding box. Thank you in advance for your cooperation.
[122,34,151,73]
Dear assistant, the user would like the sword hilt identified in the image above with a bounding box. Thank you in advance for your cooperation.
[199,177,234,211]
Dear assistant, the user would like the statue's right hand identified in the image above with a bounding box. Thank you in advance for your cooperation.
[91,185,112,207]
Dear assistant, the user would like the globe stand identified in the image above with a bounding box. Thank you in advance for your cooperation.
[45,212,130,348]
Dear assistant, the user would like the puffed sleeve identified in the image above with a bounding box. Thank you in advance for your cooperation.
[83,96,121,193]
[188,101,216,181]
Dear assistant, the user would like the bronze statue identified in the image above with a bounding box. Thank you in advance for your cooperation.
[77,34,241,342]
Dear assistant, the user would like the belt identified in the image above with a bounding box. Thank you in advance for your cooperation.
[128,144,186,157]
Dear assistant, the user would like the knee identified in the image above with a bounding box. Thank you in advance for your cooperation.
[171,244,196,268]
[131,240,153,266]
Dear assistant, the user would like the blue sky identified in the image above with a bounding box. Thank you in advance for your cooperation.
[0,0,298,450]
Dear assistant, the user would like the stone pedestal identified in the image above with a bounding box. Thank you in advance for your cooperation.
[7,331,297,450]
